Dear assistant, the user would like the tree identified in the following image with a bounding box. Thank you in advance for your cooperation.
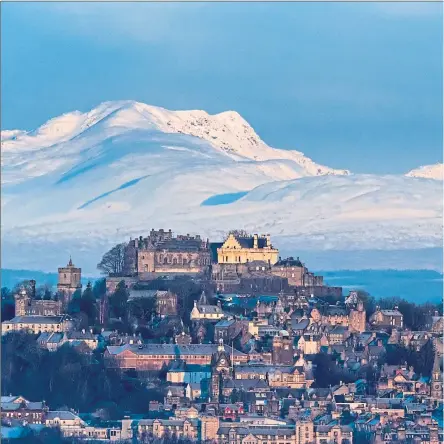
[13,280,33,295]
[67,289,82,315]
[109,280,129,319]
[93,278,106,299]
[2,332,164,415]
[312,353,356,387]
[228,229,250,238]
[35,284,53,300]
[129,297,156,324]
[97,243,127,276]
[80,282,97,325]
[385,340,435,377]
[1,287,15,321]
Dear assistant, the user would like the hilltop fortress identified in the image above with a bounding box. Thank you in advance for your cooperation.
[105,229,338,298]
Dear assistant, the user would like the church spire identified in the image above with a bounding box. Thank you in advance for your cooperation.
[68,256,73,267]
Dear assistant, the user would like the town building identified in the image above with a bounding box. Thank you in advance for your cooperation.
[14,283,62,317]
[1,396,47,425]
[271,257,323,287]
[2,314,74,335]
[104,343,248,371]
[190,291,225,321]
[370,307,404,329]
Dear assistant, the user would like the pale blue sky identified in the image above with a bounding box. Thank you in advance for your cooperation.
[1,2,442,173]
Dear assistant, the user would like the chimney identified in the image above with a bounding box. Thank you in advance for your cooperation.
[266,234,271,247]
[253,234,258,249]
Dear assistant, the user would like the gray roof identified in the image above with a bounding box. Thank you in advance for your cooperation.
[4,315,70,324]
[233,236,268,249]
[217,426,295,436]
[106,343,246,357]
[128,289,158,300]
[138,418,199,426]
[380,310,403,317]
[46,411,82,421]
[1,396,19,403]
[224,379,269,390]
[329,326,349,335]
[67,331,97,340]
[235,365,293,375]
[291,318,310,331]
[1,399,44,411]
[47,333,65,344]
[196,304,223,314]
[316,425,353,432]
[215,320,235,328]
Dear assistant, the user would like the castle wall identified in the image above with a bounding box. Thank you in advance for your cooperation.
[136,249,210,274]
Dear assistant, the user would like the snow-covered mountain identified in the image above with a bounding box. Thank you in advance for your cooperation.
[406,163,443,181]
[1,100,442,273]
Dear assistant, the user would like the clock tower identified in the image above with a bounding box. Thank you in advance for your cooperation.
[211,339,232,401]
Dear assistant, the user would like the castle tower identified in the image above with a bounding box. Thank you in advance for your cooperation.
[14,287,30,316]
[57,257,82,307]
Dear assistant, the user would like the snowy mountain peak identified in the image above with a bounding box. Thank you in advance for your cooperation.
[406,163,443,181]
[1,100,350,180]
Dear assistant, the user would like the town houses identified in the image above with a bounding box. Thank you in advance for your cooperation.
[1,229,443,443]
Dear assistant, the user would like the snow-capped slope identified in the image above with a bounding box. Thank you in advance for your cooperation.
[1,101,442,273]
[406,163,443,181]
[1,101,348,186]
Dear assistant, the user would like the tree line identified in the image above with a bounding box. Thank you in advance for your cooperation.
[1,332,163,417]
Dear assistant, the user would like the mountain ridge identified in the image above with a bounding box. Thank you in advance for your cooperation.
[1,100,442,273]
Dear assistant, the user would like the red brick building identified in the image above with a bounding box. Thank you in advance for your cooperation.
[104,343,248,371]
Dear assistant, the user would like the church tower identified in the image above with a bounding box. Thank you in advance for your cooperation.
[430,348,443,401]
[57,257,82,307]
[349,299,366,333]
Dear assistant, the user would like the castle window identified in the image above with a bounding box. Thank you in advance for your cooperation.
[164,257,168,265]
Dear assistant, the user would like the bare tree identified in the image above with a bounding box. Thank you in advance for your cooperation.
[97,243,127,276]
[227,229,251,238]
